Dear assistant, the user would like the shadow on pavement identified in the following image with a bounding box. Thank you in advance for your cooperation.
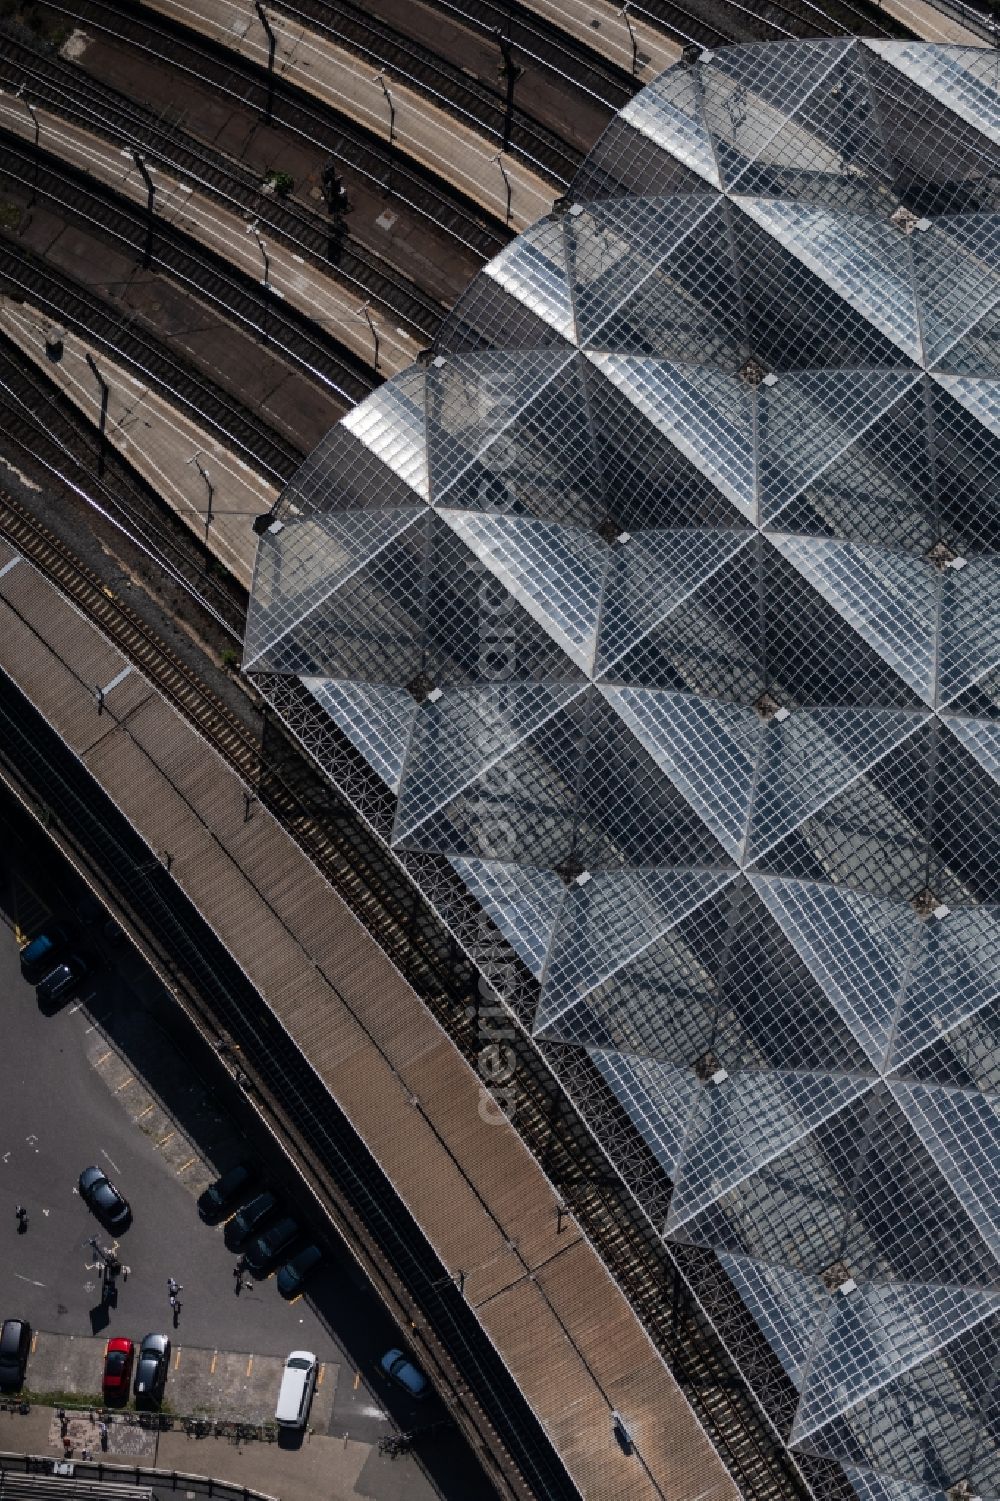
[0,783,496,1501]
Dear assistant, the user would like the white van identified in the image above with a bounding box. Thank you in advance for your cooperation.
[275,1350,317,1429]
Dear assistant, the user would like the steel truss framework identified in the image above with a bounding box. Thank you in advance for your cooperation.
[246,39,1000,1501]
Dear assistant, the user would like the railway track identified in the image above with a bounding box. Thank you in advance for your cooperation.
[0,487,258,767]
[627,0,895,46]
[0,128,378,404]
[0,464,825,1501]
[0,341,248,635]
[0,239,305,484]
[377,0,639,109]
[0,23,445,344]
[39,0,511,259]
[255,0,586,184]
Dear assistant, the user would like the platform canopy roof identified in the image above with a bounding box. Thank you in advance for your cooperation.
[246,38,1000,1501]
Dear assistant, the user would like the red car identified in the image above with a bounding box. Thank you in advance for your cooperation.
[102,1337,134,1403]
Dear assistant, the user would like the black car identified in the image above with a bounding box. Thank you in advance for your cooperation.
[197,1162,256,1223]
[0,1320,31,1389]
[245,1216,299,1278]
[229,1190,278,1243]
[78,1165,131,1231]
[19,926,71,984]
[36,955,88,1008]
[134,1332,171,1403]
[276,1244,323,1298]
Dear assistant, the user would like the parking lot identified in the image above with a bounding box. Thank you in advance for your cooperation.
[0,786,488,1499]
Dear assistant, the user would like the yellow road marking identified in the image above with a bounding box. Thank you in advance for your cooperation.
[14,923,25,945]
[115,1075,134,1093]
[317,1364,325,1387]
[157,1131,175,1150]
[30,1333,37,1354]
[175,1348,183,1370]
[246,1355,253,1377]
[352,1370,359,1391]
[209,1351,217,1375]
[176,1156,196,1174]
[137,1104,155,1120]
[289,1293,301,1306]
[95,1051,112,1066]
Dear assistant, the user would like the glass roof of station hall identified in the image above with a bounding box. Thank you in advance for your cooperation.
[246,37,1000,1501]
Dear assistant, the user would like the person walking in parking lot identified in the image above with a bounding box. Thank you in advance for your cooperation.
[15,1204,27,1233]
[233,1261,243,1295]
[167,1277,181,1300]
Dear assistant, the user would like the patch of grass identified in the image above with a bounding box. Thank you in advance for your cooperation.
[220,645,239,670]
[263,169,294,198]
[23,1388,102,1409]
[0,201,22,231]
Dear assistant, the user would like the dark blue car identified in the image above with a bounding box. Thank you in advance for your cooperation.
[380,1348,427,1398]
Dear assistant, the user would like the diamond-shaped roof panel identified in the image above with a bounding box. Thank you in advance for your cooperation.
[247,40,1000,1501]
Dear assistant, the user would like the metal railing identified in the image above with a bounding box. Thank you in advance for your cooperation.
[1,1452,277,1501]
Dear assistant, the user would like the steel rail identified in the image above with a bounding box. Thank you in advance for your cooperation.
[252,0,585,183]
[0,25,445,342]
[0,240,304,484]
[0,493,256,760]
[395,0,639,104]
[41,0,511,258]
[0,129,377,403]
[626,0,894,45]
[0,341,247,636]
[0,387,244,639]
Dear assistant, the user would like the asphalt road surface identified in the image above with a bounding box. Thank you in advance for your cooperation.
[0,904,351,1348]
[0,787,466,1471]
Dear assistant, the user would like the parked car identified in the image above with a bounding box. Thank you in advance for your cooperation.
[134,1333,171,1403]
[275,1351,317,1429]
[229,1191,278,1243]
[0,1320,31,1389]
[19,925,71,984]
[103,1337,134,1403]
[276,1244,323,1298]
[380,1348,428,1398]
[79,1165,131,1231]
[245,1216,299,1278]
[36,955,88,1008]
[197,1162,256,1223]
